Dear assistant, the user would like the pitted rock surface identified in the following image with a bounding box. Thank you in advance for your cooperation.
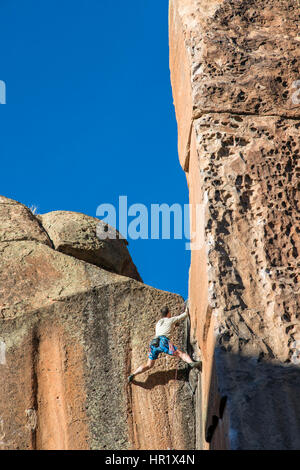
[170,0,300,450]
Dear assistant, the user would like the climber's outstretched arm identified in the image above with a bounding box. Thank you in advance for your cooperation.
[171,310,188,325]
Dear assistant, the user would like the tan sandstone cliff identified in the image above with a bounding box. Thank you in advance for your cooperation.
[2,0,300,452]
[170,0,300,449]
[0,196,196,450]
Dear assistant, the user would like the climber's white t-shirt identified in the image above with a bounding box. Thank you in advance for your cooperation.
[155,311,187,338]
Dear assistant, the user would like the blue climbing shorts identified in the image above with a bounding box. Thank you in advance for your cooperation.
[148,336,178,360]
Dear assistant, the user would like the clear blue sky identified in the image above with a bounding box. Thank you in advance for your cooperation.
[0,0,190,299]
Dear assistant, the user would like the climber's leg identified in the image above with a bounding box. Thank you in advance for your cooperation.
[128,359,155,383]
[133,358,155,376]
[174,349,202,369]
[173,348,193,364]
[159,337,199,367]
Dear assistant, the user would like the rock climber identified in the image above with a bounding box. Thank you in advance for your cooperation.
[128,304,201,383]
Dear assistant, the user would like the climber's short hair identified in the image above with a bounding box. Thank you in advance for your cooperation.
[161,306,169,317]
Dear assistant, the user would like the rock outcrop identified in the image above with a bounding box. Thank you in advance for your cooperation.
[170,0,300,449]
[39,211,142,281]
[0,196,195,450]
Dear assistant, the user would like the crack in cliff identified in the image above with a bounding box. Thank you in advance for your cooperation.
[30,326,40,450]
[192,110,300,121]
[125,338,135,449]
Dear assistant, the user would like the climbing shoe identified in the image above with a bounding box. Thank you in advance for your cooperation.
[128,374,135,384]
[189,361,202,371]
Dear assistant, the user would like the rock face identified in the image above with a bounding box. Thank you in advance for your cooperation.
[0,196,195,450]
[170,0,300,450]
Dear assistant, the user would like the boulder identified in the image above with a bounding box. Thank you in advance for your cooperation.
[39,211,142,282]
[0,196,51,246]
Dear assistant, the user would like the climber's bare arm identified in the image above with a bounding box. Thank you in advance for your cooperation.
[171,310,188,325]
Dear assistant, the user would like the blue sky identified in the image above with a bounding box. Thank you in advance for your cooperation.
[0,0,190,299]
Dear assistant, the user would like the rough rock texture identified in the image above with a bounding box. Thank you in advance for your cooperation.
[0,196,52,246]
[0,197,195,450]
[170,0,300,450]
[39,211,142,282]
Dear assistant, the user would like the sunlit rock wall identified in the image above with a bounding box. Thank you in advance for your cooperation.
[170,0,300,449]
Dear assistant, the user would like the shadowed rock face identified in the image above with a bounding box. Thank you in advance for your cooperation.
[0,197,194,450]
[170,0,300,450]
